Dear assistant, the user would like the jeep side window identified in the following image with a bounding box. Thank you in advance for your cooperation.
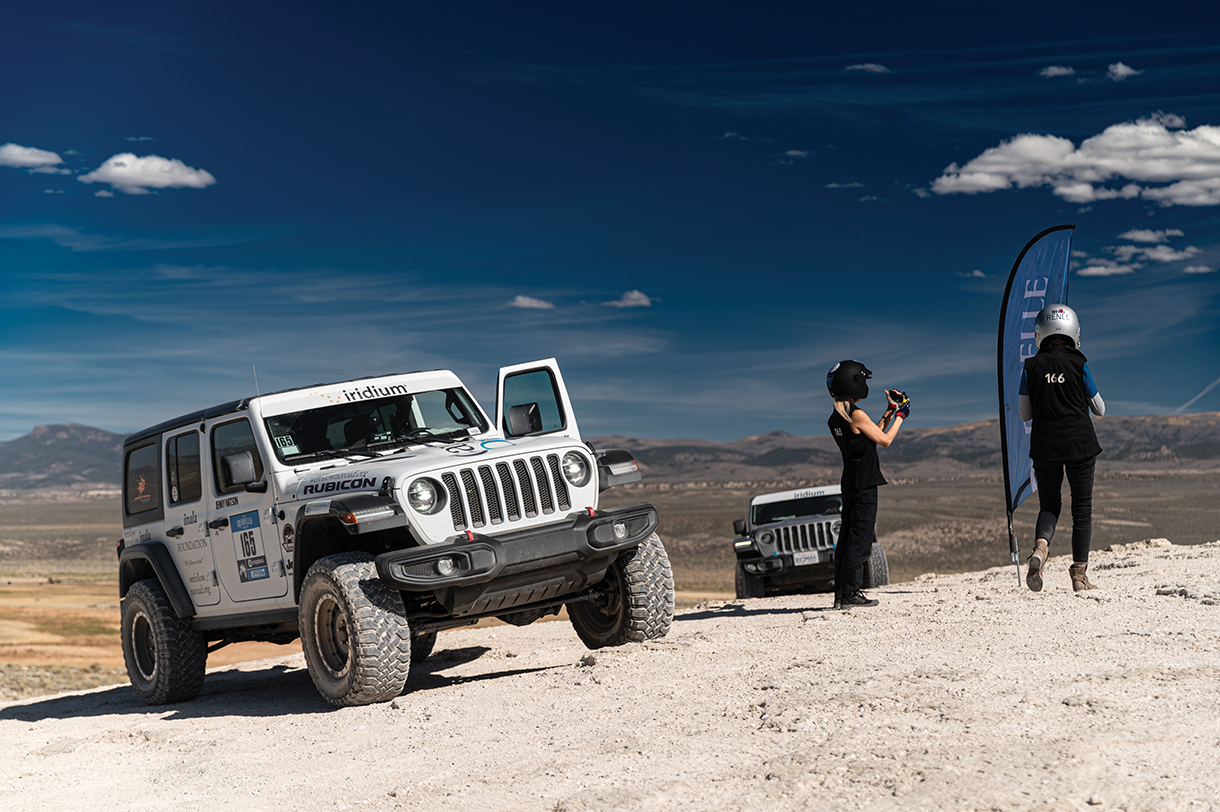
[166,431,203,505]
[125,443,162,516]
[211,419,264,494]
[502,369,565,436]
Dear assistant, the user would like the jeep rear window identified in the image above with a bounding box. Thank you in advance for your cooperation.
[166,431,202,505]
[262,387,488,464]
[752,494,842,526]
[125,443,162,516]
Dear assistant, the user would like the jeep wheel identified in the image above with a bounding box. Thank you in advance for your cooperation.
[299,552,412,707]
[121,578,207,705]
[411,632,437,662]
[734,564,766,599]
[569,532,674,649]
[864,543,890,588]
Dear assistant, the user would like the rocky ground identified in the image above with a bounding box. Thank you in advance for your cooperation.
[2,538,1218,812]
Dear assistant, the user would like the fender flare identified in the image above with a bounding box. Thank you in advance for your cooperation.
[119,541,196,619]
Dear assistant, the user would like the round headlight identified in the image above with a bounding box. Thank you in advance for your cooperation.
[407,478,443,515]
[759,530,775,545]
[832,520,842,537]
[561,452,591,486]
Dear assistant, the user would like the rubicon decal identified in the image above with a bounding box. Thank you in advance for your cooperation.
[302,476,378,495]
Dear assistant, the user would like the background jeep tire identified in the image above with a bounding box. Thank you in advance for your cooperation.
[121,578,207,705]
[299,552,412,707]
[864,543,890,589]
[734,564,766,599]
[411,632,437,662]
[569,532,674,649]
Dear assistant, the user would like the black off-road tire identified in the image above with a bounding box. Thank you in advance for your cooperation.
[121,578,207,705]
[734,564,766,599]
[569,532,674,649]
[299,552,412,707]
[863,543,890,589]
[411,632,437,662]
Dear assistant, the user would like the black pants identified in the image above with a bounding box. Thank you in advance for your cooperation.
[835,487,877,597]
[1033,456,1096,563]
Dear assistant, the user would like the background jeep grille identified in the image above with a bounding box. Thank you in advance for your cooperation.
[442,454,571,531]
[776,520,839,554]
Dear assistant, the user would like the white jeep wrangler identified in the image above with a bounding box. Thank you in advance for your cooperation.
[731,485,888,599]
[118,359,673,706]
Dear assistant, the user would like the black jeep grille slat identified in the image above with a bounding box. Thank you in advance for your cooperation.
[547,454,570,510]
[478,465,502,524]
[496,462,520,520]
[442,473,466,530]
[514,459,537,517]
[530,457,554,514]
[460,469,485,528]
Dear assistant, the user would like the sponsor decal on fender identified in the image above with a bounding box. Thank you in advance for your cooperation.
[302,476,377,495]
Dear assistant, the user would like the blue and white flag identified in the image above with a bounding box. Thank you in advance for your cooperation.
[998,225,1074,528]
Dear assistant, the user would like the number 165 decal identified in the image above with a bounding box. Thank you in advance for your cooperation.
[231,510,269,582]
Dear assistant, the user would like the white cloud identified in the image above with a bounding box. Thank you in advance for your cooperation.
[1078,259,1138,277]
[1119,228,1184,243]
[784,150,809,158]
[931,113,1220,207]
[956,269,986,278]
[43,189,64,194]
[1109,244,1201,264]
[77,153,217,195]
[1183,265,1215,274]
[124,136,154,142]
[911,187,931,198]
[1108,62,1142,82]
[858,195,881,202]
[0,142,63,170]
[723,131,746,140]
[846,63,889,74]
[1039,66,1075,78]
[1071,249,1090,258]
[604,290,652,308]
[507,295,555,310]
[94,190,115,198]
[824,182,864,189]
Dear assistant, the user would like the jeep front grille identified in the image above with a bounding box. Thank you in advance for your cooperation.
[442,454,571,531]
[776,520,839,554]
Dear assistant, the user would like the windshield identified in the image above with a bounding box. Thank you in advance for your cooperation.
[263,387,488,464]
[751,494,842,526]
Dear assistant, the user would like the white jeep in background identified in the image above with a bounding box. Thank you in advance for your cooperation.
[731,485,888,599]
[118,358,673,707]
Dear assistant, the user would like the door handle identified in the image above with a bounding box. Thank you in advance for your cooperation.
[208,518,229,530]
[166,526,185,538]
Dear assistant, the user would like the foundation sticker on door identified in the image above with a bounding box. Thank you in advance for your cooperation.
[231,510,269,582]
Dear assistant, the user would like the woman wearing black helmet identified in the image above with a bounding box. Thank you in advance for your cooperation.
[826,360,908,609]
[1019,304,1105,593]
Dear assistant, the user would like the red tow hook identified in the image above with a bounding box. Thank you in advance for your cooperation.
[465,530,474,541]
[587,506,596,517]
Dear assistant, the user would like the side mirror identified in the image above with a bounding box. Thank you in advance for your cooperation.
[506,402,543,437]
[221,451,258,489]
[733,519,747,536]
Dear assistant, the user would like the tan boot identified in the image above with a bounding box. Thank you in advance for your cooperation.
[1026,540,1049,592]
[1069,562,1097,592]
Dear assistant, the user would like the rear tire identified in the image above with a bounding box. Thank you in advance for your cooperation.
[734,564,765,599]
[569,532,674,649]
[299,552,412,707]
[863,543,890,588]
[121,578,207,705]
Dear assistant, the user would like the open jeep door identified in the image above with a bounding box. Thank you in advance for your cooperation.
[495,358,581,442]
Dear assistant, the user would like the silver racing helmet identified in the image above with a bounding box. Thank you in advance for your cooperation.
[1034,303,1081,349]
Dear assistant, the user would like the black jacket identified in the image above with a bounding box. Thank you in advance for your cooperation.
[1023,346,1102,463]
[829,404,887,494]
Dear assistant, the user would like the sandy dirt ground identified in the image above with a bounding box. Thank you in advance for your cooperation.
[2,538,1218,812]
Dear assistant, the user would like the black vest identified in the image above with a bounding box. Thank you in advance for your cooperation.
[1023,346,1102,463]
[828,404,887,494]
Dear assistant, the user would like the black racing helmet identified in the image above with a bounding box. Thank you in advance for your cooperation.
[826,360,871,399]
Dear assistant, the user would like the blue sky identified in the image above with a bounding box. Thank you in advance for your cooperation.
[2,2,1219,442]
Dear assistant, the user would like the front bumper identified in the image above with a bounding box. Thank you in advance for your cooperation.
[375,503,658,617]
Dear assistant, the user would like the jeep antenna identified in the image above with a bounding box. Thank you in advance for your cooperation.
[251,365,283,512]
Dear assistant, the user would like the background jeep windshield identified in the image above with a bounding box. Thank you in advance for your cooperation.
[263,387,487,463]
[752,494,842,526]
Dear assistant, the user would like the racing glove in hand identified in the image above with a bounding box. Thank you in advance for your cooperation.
[887,389,910,419]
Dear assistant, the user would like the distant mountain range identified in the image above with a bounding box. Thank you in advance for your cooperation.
[2,414,1218,490]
